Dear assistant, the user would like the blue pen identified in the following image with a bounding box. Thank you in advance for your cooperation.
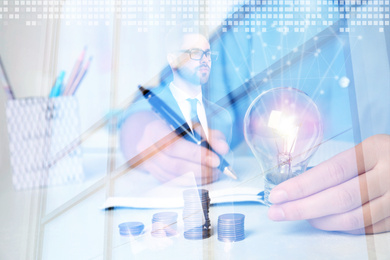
[138,85,237,180]
[49,71,66,97]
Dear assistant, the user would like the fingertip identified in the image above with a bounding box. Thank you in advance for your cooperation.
[218,140,229,154]
[268,205,286,221]
[269,189,288,204]
[211,138,229,155]
[206,154,220,167]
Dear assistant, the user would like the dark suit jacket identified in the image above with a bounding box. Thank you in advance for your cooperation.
[120,85,233,145]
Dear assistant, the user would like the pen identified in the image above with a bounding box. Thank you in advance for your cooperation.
[0,56,15,100]
[49,70,66,97]
[138,85,238,180]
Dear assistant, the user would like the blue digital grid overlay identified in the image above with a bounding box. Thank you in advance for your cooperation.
[0,0,389,32]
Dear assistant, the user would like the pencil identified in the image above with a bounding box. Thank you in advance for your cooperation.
[0,56,15,100]
[63,47,87,95]
[67,56,92,95]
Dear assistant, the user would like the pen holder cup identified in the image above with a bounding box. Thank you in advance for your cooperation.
[6,96,84,190]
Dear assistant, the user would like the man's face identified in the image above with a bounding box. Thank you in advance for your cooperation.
[169,34,212,85]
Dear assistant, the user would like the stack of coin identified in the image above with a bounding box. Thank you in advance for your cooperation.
[118,222,144,236]
[182,189,211,240]
[217,213,245,242]
[151,212,178,238]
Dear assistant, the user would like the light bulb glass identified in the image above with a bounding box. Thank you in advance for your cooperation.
[244,87,323,205]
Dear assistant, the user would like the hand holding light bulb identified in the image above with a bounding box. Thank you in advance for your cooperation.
[268,134,390,234]
[245,88,390,234]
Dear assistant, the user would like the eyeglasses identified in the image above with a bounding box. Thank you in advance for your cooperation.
[180,48,219,61]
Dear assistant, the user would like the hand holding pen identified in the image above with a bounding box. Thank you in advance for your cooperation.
[123,86,238,184]
[121,110,232,185]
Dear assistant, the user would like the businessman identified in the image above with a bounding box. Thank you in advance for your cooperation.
[120,27,232,185]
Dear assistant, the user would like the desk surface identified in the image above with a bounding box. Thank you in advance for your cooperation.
[1,138,390,260]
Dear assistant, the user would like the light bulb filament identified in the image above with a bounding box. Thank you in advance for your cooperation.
[268,110,300,177]
[268,110,300,154]
[278,153,292,172]
[279,155,291,166]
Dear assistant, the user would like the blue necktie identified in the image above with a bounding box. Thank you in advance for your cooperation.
[187,98,205,141]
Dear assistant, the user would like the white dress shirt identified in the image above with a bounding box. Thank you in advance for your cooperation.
[169,83,210,139]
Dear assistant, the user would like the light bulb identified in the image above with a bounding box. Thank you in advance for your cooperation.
[244,87,323,205]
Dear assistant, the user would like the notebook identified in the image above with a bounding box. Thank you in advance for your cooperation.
[102,156,265,209]
[101,138,353,209]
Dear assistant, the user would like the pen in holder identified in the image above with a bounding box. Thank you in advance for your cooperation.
[6,96,84,190]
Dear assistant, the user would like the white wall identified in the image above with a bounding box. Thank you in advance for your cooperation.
[0,23,50,175]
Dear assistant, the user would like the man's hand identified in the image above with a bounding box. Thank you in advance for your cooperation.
[268,134,390,234]
[120,111,229,185]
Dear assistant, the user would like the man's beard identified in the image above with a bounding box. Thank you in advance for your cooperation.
[176,65,209,85]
